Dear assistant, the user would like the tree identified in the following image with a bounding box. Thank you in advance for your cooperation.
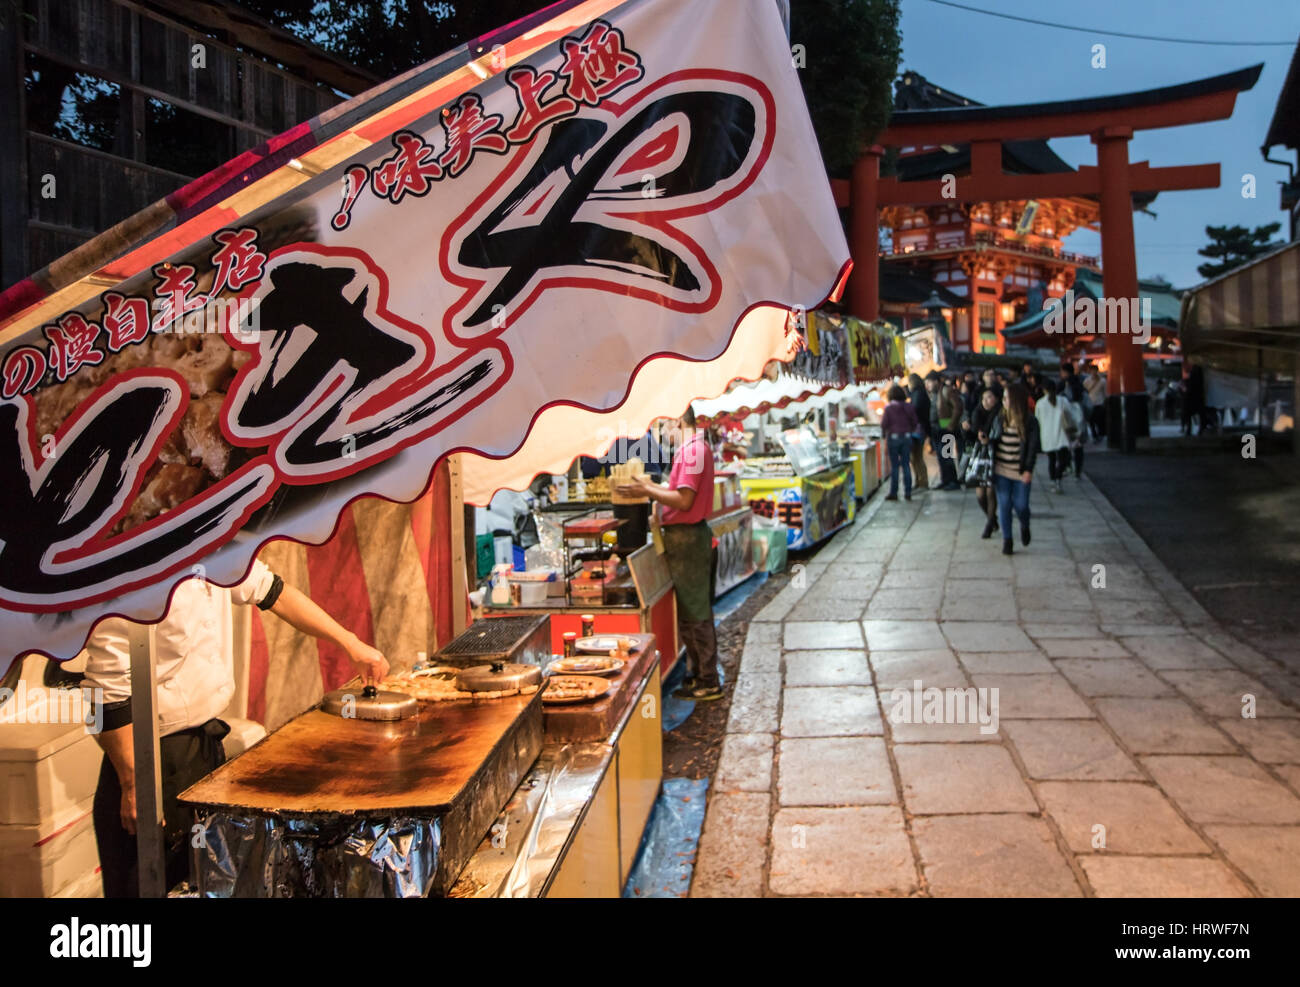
[238,1,549,81]
[791,0,902,177]
[1196,223,1283,279]
[241,2,902,178]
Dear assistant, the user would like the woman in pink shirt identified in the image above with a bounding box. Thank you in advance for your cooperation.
[616,406,722,702]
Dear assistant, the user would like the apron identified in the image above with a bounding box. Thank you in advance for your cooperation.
[660,521,713,623]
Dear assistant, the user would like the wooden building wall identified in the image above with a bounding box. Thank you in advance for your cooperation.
[0,0,362,288]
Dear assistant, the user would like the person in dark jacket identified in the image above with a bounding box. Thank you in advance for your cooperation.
[989,381,1040,555]
[907,372,930,490]
[926,371,965,490]
[966,387,1002,538]
[881,384,921,501]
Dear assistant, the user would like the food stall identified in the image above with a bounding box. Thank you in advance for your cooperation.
[738,425,857,549]
[0,0,850,900]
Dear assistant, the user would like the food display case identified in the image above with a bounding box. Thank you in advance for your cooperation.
[705,468,757,597]
[738,426,856,550]
[484,540,680,679]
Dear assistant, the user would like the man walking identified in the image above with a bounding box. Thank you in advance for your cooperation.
[926,371,964,490]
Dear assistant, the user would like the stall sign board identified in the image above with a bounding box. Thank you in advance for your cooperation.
[0,0,849,662]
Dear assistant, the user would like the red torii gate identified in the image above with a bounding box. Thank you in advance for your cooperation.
[834,65,1261,450]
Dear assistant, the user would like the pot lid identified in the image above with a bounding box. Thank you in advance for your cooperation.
[455,662,542,693]
[321,684,417,720]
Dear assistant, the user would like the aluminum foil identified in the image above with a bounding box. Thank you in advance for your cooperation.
[192,810,441,898]
[452,742,614,898]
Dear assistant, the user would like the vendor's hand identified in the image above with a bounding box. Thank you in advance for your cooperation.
[120,783,137,835]
[347,640,389,685]
[615,480,648,498]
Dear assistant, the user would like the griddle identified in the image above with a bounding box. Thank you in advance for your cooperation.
[180,689,543,895]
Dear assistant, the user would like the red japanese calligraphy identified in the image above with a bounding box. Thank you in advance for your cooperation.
[44,314,104,382]
[103,291,151,352]
[1,346,48,399]
[210,228,266,296]
[372,132,443,203]
[558,21,643,107]
[438,94,508,178]
[504,67,577,143]
[152,264,207,332]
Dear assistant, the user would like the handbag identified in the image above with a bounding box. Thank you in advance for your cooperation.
[1062,404,1080,443]
[963,443,994,488]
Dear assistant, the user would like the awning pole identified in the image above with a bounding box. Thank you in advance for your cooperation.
[127,622,166,897]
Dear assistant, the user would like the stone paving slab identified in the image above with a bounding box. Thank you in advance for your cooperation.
[690,792,771,898]
[1141,755,1300,825]
[862,619,947,651]
[714,733,774,793]
[970,673,1093,719]
[913,814,1081,897]
[1161,670,1300,719]
[1054,658,1173,698]
[781,686,882,737]
[1079,856,1252,898]
[1216,717,1300,763]
[894,744,1037,814]
[726,672,781,734]
[777,737,895,806]
[1004,720,1143,780]
[783,649,873,687]
[768,806,917,896]
[1036,781,1208,854]
[870,648,966,690]
[1122,634,1234,670]
[1039,638,1132,659]
[941,621,1036,653]
[958,650,1056,674]
[1203,825,1300,897]
[1095,697,1236,754]
[784,621,863,650]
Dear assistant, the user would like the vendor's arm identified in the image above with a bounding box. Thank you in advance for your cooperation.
[94,724,138,834]
[265,583,389,684]
[233,561,389,685]
[627,478,696,513]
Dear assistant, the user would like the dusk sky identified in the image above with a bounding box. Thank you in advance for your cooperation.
[895,0,1300,289]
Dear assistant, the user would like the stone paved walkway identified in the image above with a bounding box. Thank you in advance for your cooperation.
[690,469,1300,897]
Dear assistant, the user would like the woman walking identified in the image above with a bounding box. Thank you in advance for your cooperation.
[906,372,930,490]
[881,384,920,501]
[967,386,1002,538]
[989,381,1040,555]
[1035,378,1081,494]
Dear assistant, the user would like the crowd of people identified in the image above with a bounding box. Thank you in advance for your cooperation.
[881,361,1105,556]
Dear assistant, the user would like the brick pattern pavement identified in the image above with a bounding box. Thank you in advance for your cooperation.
[690,473,1300,897]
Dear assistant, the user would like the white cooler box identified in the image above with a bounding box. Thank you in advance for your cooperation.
[0,796,99,897]
[0,719,104,896]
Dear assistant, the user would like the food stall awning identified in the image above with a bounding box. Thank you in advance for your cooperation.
[0,0,850,663]
[692,372,830,422]
[1180,240,1300,375]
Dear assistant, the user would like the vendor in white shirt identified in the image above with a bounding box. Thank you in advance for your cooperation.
[83,559,389,898]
